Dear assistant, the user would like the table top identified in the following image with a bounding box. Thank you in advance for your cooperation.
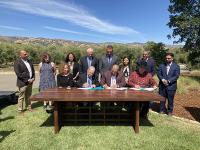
[30,88,163,102]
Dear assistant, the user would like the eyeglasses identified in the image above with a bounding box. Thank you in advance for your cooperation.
[166,58,172,59]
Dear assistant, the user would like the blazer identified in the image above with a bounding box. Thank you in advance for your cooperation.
[100,71,126,87]
[99,55,118,74]
[157,62,180,92]
[136,57,155,76]
[79,56,99,74]
[14,58,35,88]
[77,73,100,87]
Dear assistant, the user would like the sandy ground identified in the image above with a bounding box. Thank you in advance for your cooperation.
[0,72,39,91]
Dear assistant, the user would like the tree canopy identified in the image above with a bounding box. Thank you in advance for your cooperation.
[167,0,200,68]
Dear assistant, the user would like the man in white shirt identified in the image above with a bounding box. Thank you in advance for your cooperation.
[14,50,35,114]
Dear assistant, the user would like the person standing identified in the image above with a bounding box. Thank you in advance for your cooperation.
[79,47,99,76]
[14,50,35,114]
[119,56,132,86]
[65,52,79,81]
[157,53,180,116]
[38,52,56,110]
[136,51,155,76]
[99,45,119,75]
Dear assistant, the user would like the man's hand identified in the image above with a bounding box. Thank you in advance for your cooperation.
[110,84,117,89]
[153,85,157,89]
[28,78,34,84]
[162,79,168,86]
[82,83,89,88]
[91,84,96,88]
[103,84,109,89]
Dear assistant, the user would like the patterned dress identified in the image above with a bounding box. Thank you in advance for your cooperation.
[39,62,56,91]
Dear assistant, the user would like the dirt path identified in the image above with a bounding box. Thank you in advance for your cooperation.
[152,91,200,123]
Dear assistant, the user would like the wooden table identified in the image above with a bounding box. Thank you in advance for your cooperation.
[30,88,163,134]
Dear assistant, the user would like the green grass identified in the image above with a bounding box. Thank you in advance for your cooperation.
[177,76,200,94]
[1,98,200,149]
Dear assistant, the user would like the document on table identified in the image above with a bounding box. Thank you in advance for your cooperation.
[77,87,104,90]
[129,87,156,91]
[105,87,128,90]
[77,87,92,90]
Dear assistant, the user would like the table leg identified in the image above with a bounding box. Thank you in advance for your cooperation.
[134,101,140,133]
[54,101,60,134]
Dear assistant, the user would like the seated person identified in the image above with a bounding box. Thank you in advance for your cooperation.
[77,66,99,107]
[57,63,74,88]
[77,66,100,88]
[128,61,157,119]
[100,64,126,89]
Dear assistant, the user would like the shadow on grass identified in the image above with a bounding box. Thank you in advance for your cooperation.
[40,114,154,127]
[31,101,43,109]
[0,130,15,142]
[0,116,15,122]
[185,107,200,122]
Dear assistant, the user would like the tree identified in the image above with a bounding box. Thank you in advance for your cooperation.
[167,0,200,68]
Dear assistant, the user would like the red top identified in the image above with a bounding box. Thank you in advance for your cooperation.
[128,71,157,88]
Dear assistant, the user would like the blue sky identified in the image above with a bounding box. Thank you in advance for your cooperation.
[0,0,174,44]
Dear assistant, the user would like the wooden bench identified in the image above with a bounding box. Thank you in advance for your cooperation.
[30,88,163,134]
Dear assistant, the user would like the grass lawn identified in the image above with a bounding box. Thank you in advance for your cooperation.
[1,89,200,150]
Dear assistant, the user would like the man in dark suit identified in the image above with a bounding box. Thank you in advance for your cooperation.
[79,48,99,76]
[14,50,35,113]
[99,45,119,75]
[77,66,100,107]
[136,51,155,76]
[77,66,99,88]
[157,53,180,116]
[100,65,126,88]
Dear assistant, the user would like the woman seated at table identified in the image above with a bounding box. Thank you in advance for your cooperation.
[57,63,74,88]
[128,61,157,119]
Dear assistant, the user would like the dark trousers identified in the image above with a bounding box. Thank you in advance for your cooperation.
[140,102,149,117]
[160,89,176,113]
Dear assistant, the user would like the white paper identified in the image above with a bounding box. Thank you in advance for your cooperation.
[77,87,92,90]
[129,87,156,91]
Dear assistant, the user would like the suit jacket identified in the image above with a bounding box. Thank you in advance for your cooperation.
[157,62,180,92]
[99,55,118,74]
[14,58,35,88]
[79,56,99,74]
[77,73,100,87]
[100,71,126,87]
[137,57,155,76]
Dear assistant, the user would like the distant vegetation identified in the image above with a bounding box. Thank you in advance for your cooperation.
[0,36,194,70]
